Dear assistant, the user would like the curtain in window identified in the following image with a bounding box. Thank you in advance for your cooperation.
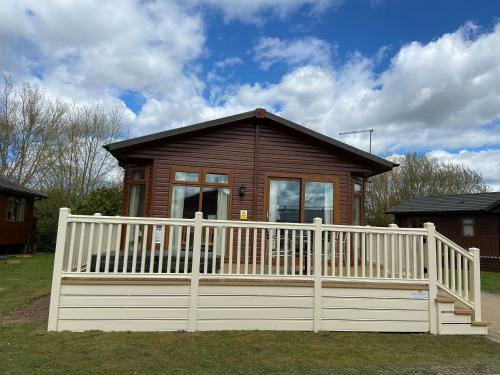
[18,199,25,222]
[129,185,145,217]
[171,186,186,219]
[321,183,333,225]
[268,180,280,222]
[215,188,230,256]
[216,188,230,220]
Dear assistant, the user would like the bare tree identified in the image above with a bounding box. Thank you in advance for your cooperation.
[0,76,65,185]
[41,104,123,206]
[367,152,488,226]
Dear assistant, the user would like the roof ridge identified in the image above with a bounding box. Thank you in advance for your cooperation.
[104,108,397,171]
[387,191,500,215]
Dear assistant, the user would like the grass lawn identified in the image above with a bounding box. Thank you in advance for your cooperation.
[481,271,500,295]
[1,253,499,374]
[0,253,54,315]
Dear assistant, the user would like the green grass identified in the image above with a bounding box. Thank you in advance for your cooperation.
[0,253,499,374]
[481,271,500,295]
[0,253,54,315]
[1,323,499,374]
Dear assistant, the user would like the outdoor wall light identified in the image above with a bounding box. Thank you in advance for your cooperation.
[239,186,246,198]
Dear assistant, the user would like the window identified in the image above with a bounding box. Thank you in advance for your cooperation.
[205,173,229,184]
[267,176,337,224]
[352,196,361,226]
[462,218,474,237]
[170,167,231,220]
[304,181,334,224]
[175,171,199,182]
[352,178,363,225]
[407,217,418,228]
[354,181,362,193]
[128,168,146,217]
[6,197,25,222]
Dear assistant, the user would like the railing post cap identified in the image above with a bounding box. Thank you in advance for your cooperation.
[469,247,480,253]
[60,207,70,213]
[313,217,323,224]
[388,223,398,228]
[195,211,203,219]
[423,222,435,228]
[94,212,102,216]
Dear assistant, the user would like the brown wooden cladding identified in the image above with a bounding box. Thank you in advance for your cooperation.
[118,118,381,225]
[395,213,500,270]
[0,193,35,250]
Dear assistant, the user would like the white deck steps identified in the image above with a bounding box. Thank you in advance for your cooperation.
[435,293,488,335]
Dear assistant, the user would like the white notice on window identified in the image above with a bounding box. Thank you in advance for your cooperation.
[155,227,162,244]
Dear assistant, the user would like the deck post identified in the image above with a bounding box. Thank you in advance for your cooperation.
[424,222,438,334]
[313,217,323,333]
[469,247,481,322]
[48,207,70,332]
[188,212,203,332]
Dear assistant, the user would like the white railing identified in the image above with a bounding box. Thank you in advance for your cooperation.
[49,208,484,332]
[434,232,481,319]
[56,209,433,281]
[321,224,427,280]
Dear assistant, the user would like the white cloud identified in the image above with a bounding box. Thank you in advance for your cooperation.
[428,149,500,191]
[208,23,500,157]
[1,0,500,190]
[0,0,206,128]
[253,36,333,70]
[191,0,342,23]
[214,57,243,69]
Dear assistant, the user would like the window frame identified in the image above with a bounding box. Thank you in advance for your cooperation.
[264,172,340,224]
[127,167,148,217]
[352,178,364,225]
[169,166,233,217]
[461,217,475,238]
[6,196,26,223]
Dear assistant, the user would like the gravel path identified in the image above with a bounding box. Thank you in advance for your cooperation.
[482,292,500,342]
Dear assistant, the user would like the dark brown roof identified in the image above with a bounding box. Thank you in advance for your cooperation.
[104,109,397,171]
[386,192,500,215]
[0,178,47,199]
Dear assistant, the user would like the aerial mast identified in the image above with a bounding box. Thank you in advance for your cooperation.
[338,129,375,153]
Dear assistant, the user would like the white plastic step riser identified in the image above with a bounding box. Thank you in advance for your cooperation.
[438,302,455,312]
[440,312,471,324]
[439,324,487,335]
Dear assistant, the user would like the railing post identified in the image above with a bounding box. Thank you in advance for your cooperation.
[313,217,323,333]
[469,247,482,322]
[424,222,438,334]
[188,212,203,332]
[48,207,70,331]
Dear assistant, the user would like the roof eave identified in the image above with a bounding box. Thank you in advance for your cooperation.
[0,187,47,199]
[104,109,396,172]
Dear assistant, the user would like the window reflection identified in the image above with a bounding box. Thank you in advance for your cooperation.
[175,171,199,182]
[170,186,200,219]
[205,173,229,184]
[269,179,301,223]
[305,182,334,224]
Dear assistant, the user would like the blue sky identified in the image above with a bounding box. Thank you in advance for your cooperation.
[1,0,500,188]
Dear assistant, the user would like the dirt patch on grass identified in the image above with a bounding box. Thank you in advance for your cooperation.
[4,294,50,324]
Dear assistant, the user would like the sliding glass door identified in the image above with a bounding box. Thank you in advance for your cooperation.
[268,179,301,223]
[266,176,337,224]
[304,181,334,224]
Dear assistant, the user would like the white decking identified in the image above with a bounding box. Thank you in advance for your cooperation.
[48,209,487,334]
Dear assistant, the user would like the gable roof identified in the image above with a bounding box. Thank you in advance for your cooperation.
[0,178,47,199]
[104,109,397,171]
[386,192,500,215]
